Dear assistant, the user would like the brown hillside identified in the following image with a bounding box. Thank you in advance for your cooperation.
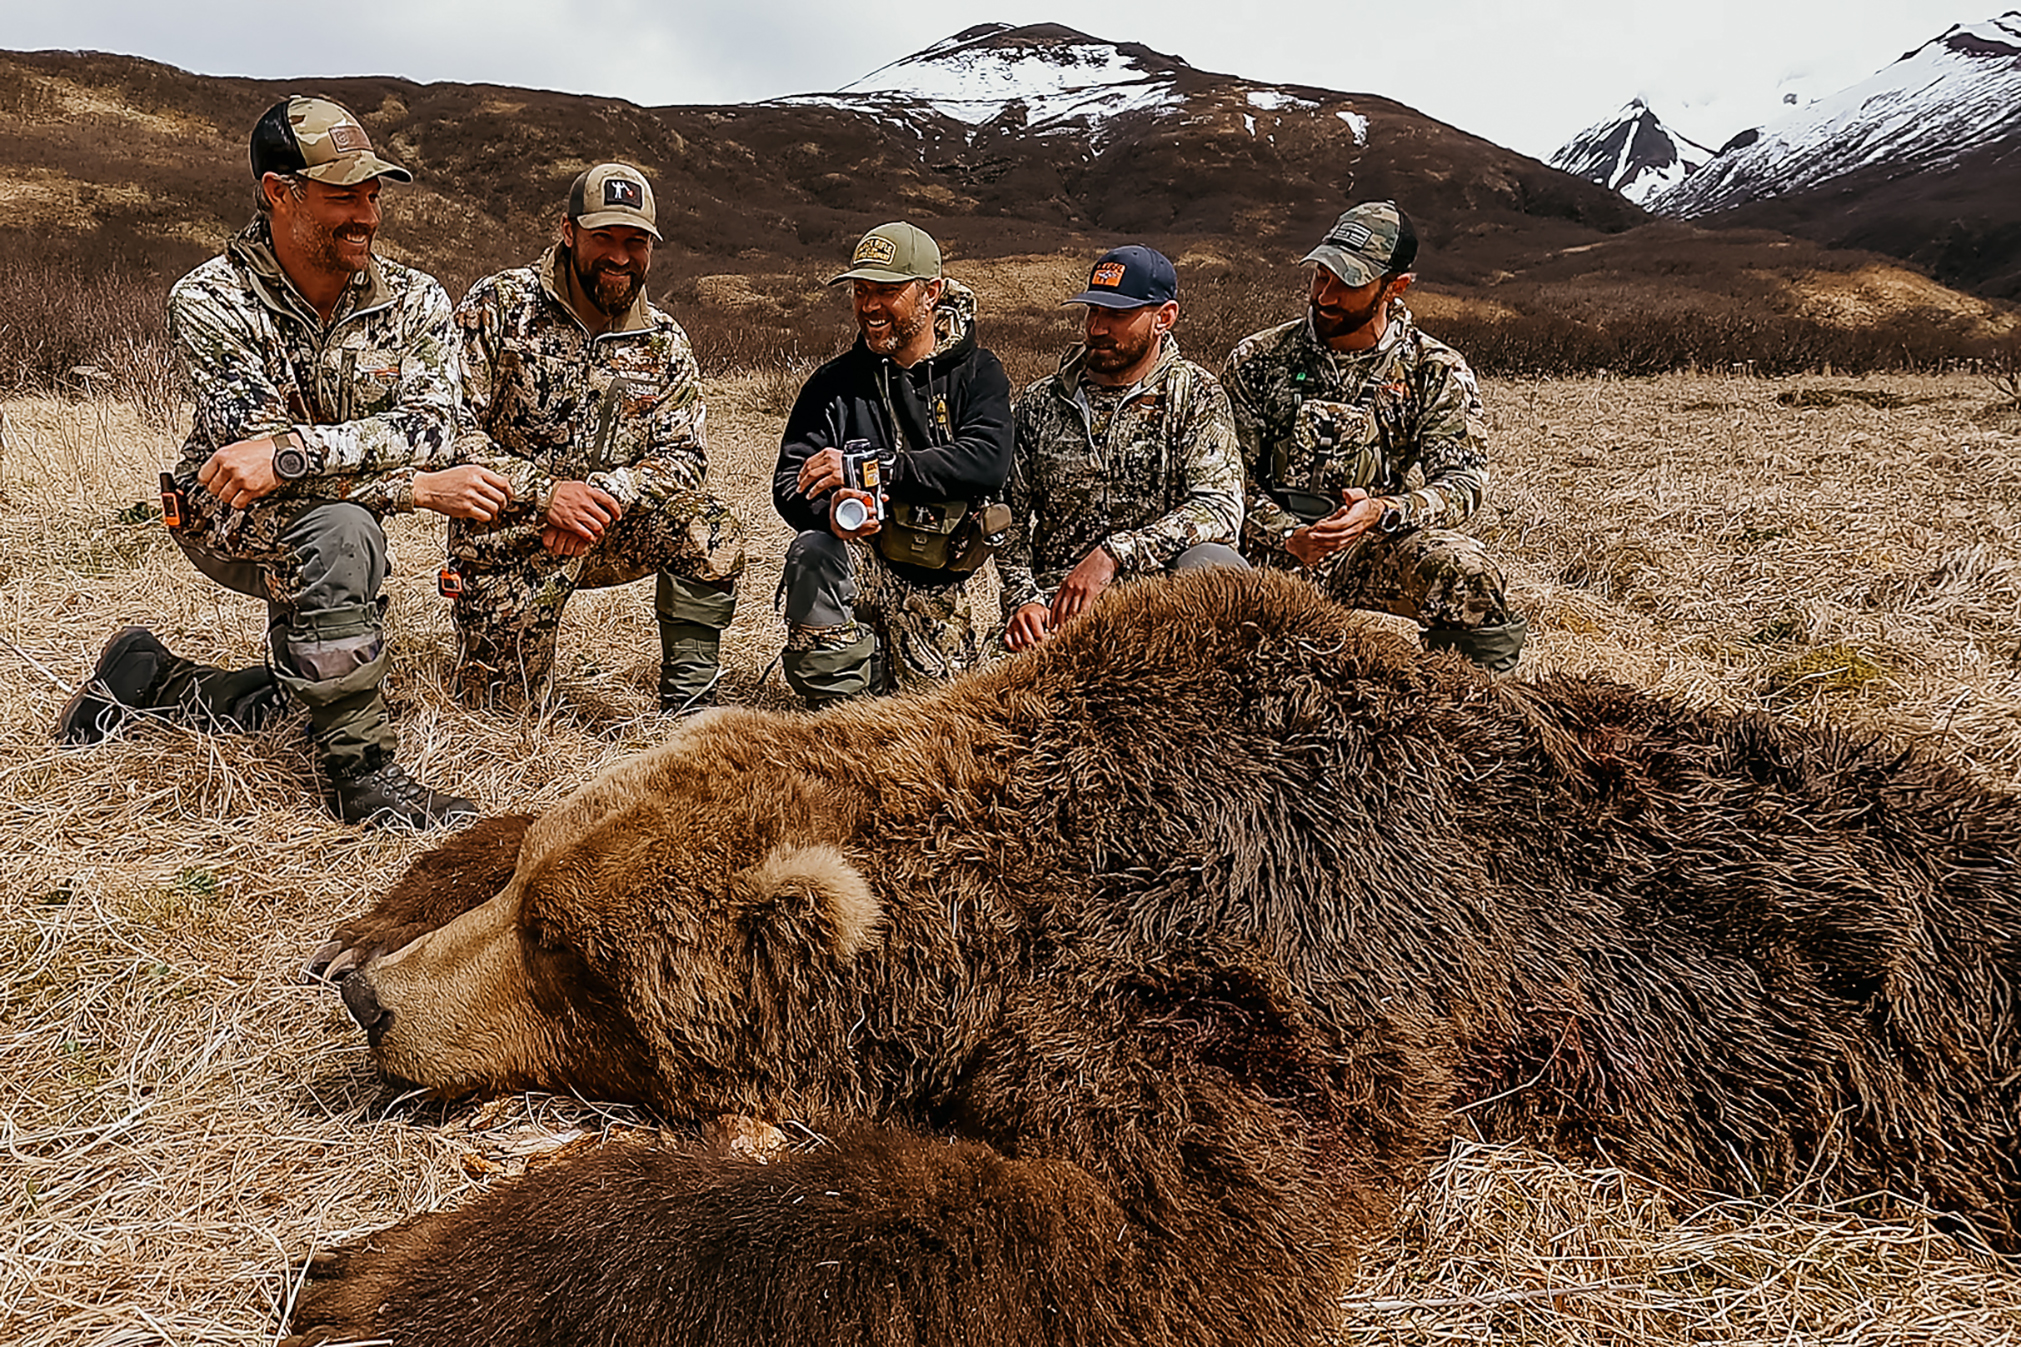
[0,38,2012,386]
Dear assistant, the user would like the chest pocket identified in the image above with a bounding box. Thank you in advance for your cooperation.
[1288,398,1382,489]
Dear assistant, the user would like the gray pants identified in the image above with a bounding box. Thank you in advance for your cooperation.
[173,499,396,777]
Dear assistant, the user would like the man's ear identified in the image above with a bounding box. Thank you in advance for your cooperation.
[731,843,884,961]
[923,277,947,306]
[1153,300,1180,337]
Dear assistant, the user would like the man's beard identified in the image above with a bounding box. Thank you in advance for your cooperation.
[864,298,934,356]
[1310,291,1386,343]
[574,252,644,315]
[293,212,372,276]
[1084,322,1158,375]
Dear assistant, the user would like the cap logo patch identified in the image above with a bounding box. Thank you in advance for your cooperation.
[853,235,898,266]
[603,177,643,208]
[327,123,370,154]
[1328,222,1374,251]
[1091,261,1127,288]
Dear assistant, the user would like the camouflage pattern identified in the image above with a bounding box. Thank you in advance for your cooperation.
[785,541,977,695]
[1287,527,1512,630]
[1302,201,1413,287]
[166,218,461,591]
[452,492,744,704]
[1000,335,1243,616]
[1224,303,1490,568]
[448,246,744,700]
[451,246,712,518]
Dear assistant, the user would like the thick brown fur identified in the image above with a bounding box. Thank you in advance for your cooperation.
[291,569,2021,1346]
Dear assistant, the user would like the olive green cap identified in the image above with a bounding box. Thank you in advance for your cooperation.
[568,162,661,241]
[829,222,942,285]
[250,96,411,186]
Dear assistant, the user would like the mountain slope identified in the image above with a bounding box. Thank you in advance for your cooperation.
[1551,100,1713,204]
[1651,12,2021,217]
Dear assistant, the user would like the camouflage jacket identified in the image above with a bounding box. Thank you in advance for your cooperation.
[1000,335,1243,616]
[167,218,461,557]
[451,246,707,561]
[1223,304,1489,563]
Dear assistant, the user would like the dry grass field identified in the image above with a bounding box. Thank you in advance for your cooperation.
[3,370,2019,1344]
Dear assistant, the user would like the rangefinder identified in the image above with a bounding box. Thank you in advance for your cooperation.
[838,438,885,527]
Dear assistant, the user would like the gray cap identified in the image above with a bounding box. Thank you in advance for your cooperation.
[829,222,942,285]
[1302,201,1418,286]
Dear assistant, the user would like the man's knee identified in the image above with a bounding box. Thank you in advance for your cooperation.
[280,502,390,611]
[781,530,856,628]
[1170,542,1250,573]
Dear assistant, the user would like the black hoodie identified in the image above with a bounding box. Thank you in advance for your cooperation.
[772,280,1013,584]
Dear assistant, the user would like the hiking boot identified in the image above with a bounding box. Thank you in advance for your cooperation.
[328,760,478,830]
[660,664,722,718]
[55,626,169,745]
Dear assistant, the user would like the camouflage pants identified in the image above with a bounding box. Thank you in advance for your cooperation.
[450,490,745,704]
[780,531,976,702]
[1275,527,1512,630]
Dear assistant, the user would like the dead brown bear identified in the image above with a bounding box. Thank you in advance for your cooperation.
[288,568,2021,1347]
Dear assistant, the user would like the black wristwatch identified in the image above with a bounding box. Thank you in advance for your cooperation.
[272,430,311,482]
[1376,503,1406,534]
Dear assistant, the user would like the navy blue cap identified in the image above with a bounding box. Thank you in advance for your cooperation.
[1064,245,1178,309]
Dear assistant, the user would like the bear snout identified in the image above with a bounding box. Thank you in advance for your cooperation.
[341,974,393,1046]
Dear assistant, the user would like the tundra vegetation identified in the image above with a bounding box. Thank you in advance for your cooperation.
[1,275,2019,1340]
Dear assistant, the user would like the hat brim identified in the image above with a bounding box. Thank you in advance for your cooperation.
[1301,245,1382,287]
[571,210,663,242]
[301,152,413,187]
[1063,290,1160,309]
[828,266,935,286]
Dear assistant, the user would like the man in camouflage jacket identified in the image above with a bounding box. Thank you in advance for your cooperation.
[447,162,744,712]
[57,96,505,828]
[1226,201,1528,670]
[1001,245,1245,651]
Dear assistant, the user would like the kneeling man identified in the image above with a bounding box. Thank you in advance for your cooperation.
[449,163,745,711]
[1225,201,1526,670]
[1001,246,1245,651]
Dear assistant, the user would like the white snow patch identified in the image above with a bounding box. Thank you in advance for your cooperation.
[1243,113,1256,135]
[1336,110,1369,143]
[1247,89,1314,112]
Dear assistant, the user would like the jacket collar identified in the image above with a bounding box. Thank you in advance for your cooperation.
[1050,330,1184,402]
[540,244,653,336]
[226,217,391,329]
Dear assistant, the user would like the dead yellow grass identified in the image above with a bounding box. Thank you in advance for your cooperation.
[1,371,2019,1343]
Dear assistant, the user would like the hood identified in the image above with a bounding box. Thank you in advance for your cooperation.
[226,216,392,327]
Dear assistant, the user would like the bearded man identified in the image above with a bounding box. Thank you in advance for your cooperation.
[770,222,1012,707]
[57,95,502,828]
[999,245,1245,652]
[445,163,744,712]
[1225,201,1527,671]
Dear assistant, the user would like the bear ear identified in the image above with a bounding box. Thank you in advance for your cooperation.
[731,843,885,962]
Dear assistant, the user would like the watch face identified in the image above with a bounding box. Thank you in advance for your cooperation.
[273,444,310,481]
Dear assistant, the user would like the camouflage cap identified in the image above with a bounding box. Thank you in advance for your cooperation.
[829,222,942,285]
[568,163,661,241]
[1302,201,1418,287]
[250,96,412,186]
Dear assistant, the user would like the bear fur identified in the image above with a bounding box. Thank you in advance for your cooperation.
[288,568,2021,1346]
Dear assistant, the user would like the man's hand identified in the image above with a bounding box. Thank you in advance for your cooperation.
[414,465,512,521]
[547,480,623,544]
[197,434,285,509]
[1284,488,1384,567]
[1048,545,1120,625]
[797,447,845,499]
[828,488,882,540]
[541,524,590,557]
[1004,601,1052,652]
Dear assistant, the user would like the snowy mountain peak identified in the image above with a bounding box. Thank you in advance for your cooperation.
[1652,10,2021,217]
[781,23,1197,131]
[1550,100,1713,204]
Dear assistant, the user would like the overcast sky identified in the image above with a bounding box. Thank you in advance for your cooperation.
[6,0,1989,158]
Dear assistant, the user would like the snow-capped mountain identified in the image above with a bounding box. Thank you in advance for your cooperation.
[770,22,1369,147]
[1550,100,1714,204]
[1651,11,2021,217]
